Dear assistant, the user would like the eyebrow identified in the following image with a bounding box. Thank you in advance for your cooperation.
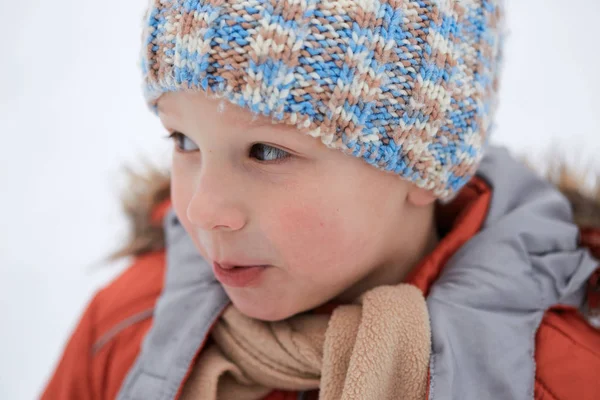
[155,99,174,115]
[156,101,179,120]
[248,119,276,129]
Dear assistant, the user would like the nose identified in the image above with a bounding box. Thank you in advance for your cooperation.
[186,168,247,232]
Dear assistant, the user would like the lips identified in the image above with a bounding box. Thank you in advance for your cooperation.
[212,261,269,288]
[215,262,259,270]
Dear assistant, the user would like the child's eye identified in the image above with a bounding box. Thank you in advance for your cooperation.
[167,132,199,153]
[249,143,291,163]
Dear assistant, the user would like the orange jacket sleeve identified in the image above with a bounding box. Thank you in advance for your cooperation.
[41,296,97,400]
[39,252,166,400]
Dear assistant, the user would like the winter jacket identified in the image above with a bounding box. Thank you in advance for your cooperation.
[41,147,600,400]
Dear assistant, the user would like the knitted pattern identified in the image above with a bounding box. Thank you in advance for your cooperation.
[140,0,504,199]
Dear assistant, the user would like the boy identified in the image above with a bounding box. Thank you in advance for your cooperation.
[42,1,600,399]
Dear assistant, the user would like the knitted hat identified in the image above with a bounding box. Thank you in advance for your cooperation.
[140,0,504,199]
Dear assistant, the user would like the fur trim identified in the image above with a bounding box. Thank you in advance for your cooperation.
[110,162,600,261]
[107,163,170,261]
[543,164,600,229]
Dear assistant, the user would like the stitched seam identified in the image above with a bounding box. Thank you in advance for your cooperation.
[544,316,600,357]
[92,308,155,354]
[535,378,560,400]
[95,292,161,329]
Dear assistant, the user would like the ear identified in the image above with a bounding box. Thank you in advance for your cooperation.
[407,185,437,207]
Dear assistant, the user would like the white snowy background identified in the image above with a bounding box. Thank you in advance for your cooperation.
[1,1,599,398]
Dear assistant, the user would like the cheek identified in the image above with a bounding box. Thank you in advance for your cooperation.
[276,204,335,242]
[270,200,367,276]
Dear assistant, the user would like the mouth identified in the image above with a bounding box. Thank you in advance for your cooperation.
[212,261,270,288]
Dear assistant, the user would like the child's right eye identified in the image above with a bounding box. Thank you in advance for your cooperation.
[167,132,199,153]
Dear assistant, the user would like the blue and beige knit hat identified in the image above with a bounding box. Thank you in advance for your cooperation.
[140,0,504,199]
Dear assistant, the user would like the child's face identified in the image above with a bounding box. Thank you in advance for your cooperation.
[158,91,437,321]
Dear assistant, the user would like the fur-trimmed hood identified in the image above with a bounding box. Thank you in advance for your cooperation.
[108,160,600,261]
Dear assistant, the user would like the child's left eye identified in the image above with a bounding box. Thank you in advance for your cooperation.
[249,143,291,163]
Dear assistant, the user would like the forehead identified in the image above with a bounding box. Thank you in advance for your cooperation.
[157,91,279,129]
[156,91,323,150]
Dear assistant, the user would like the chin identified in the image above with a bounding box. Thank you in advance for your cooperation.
[229,295,299,322]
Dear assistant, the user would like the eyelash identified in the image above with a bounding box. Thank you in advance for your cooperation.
[165,132,292,164]
[166,132,199,153]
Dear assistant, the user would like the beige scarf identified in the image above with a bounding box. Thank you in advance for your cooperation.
[180,284,431,400]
